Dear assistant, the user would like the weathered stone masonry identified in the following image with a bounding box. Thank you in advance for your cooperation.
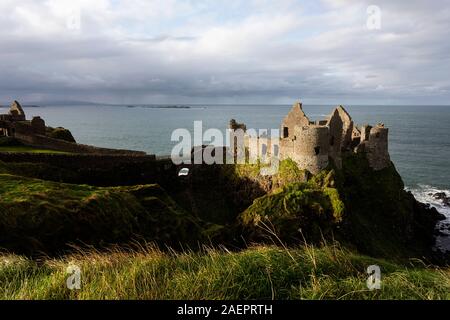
[230,101,390,174]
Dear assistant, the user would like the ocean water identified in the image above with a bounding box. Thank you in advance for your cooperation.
[3,104,450,250]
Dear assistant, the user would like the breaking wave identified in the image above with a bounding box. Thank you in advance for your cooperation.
[406,185,450,252]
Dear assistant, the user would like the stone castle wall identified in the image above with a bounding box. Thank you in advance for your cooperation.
[279,102,309,162]
[230,101,391,174]
[16,133,147,156]
[365,126,390,170]
[281,102,310,136]
[292,125,330,174]
[279,138,294,161]
[0,152,156,168]
[327,106,354,168]
[0,152,179,187]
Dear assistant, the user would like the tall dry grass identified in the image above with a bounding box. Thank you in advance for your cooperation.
[0,242,448,300]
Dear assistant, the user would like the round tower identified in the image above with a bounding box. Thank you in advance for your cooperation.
[292,125,329,174]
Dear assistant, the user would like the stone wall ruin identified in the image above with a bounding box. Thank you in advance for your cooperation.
[229,101,391,174]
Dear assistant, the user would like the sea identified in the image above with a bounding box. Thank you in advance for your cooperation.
[4,103,450,251]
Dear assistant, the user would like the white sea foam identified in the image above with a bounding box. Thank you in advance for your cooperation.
[406,185,450,252]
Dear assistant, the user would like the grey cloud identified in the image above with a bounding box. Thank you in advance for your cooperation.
[0,0,450,105]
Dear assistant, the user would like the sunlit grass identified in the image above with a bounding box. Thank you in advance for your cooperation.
[0,146,70,154]
[0,244,448,300]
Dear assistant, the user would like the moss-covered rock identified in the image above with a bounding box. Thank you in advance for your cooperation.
[272,158,308,188]
[237,154,444,261]
[240,179,344,244]
[46,127,76,142]
[0,173,209,255]
[219,159,309,214]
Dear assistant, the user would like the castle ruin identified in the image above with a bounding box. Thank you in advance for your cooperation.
[229,101,390,174]
[0,101,47,139]
[0,100,146,156]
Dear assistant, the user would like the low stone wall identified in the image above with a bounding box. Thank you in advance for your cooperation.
[0,152,179,187]
[16,133,147,156]
[0,152,156,169]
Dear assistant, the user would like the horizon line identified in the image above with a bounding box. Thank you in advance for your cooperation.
[1,101,450,107]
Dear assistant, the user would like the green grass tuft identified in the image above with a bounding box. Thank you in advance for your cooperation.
[0,244,448,300]
[0,146,70,154]
[240,183,344,244]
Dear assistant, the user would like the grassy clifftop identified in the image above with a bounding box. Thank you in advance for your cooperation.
[0,153,448,300]
[0,245,448,300]
[0,173,205,255]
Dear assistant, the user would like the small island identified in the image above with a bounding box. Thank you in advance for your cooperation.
[127,105,191,109]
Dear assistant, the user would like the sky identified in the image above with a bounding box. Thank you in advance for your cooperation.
[0,0,450,105]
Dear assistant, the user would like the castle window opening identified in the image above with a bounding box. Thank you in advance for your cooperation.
[330,136,335,146]
[273,144,279,157]
[314,146,320,155]
[283,127,289,138]
[261,143,267,157]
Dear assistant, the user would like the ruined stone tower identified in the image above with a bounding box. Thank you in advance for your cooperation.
[9,100,26,121]
[228,101,391,174]
[279,102,390,173]
[280,102,310,161]
[327,106,354,168]
[291,125,330,174]
[358,123,390,170]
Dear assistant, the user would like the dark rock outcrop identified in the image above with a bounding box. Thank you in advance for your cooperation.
[237,153,445,261]
[432,192,450,206]
[46,126,76,143]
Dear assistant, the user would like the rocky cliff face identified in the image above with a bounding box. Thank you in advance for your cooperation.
[336,153,444,259]
[235,154,445,262]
